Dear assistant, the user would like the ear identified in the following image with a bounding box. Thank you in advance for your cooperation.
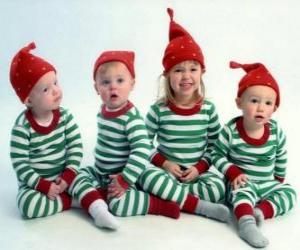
[130,79,135,90]
[24,97,32,107]
[273,105,278,112]
[235,97,242,109]
[94,82,99,95]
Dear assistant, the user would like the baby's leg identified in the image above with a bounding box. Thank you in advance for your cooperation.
[17,187,71,218]
[109,187,180,219]
[71,169,119,230]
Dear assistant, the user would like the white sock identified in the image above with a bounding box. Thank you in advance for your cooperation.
[238,215,269,248]
[71,198,81,208]
[89,200,119,230]
[254,208,264,227]
[196,200,230,222]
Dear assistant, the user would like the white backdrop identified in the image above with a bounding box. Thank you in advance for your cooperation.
[1,1,299,249]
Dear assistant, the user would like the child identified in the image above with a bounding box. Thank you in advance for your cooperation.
[212,61,297,247]
[72,50,180,227]
[9,42,83,218]
[139,8,229,222]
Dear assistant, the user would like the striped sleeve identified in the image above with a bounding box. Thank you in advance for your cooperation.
[274,124,287,180]
[121,115,151,185]
[202,102,221,165]
[211,124,238,177]
[10,125,51,193]
[63,110,83,173]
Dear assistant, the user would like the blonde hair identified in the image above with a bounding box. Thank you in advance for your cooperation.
[157,66,206,105]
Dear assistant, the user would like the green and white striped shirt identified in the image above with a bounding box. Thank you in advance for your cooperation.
[212,116,287,181]
[10,107,83,190]
[145,99,221,168]
[94,102,151,185]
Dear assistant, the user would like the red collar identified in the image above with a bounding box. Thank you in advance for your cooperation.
[101,101,133,119]
[26,109,60,135]
[168,100,202,116]
[236,117,270,146]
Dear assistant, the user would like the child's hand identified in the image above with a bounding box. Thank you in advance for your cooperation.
[180,166,198,183]
[55,177,68,193]
[107,175,126,199]
[232,174,248,190]
[162,160,183,178]
[47,182,61,200]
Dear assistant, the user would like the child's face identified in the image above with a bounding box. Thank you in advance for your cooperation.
[236,85,277,128]
[94,62,135,110]
[168,60,202,102]
[25,71,62,112]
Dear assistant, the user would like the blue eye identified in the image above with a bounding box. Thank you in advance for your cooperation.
[101,79,110,85]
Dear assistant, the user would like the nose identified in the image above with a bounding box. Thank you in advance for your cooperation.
[257,102,264,111]
[52,85,60,96]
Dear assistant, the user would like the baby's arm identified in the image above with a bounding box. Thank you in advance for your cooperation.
[211,125,245,183]
[10,125,57,198]
[59,110,83,190]
[274,125,287,183]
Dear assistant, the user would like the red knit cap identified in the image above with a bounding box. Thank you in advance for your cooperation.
[230,61,280,107]
[93,51,135,80]
[162,8,205,73]
[10,42,56,103]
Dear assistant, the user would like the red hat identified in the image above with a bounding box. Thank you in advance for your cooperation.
[10,42,56,103]
[162,8,205,73]
[93,51,135,80]
[230,61,280,107]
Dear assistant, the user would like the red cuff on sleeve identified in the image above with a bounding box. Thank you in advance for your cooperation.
[225,165,243,182]
[117,174,130,190]
[194,160,209,174]
[151,153,167,168]
[36,178,52,194]
[275,175,285,183]
[60,168,77,186]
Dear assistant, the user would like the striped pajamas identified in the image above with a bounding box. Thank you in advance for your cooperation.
[139,100,226,206]
[72,103,153,216]
[212,116,296,218]
[10,107,83,218]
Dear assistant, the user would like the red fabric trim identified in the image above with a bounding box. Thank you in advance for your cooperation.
[151,153,167,167]
[168,99,202,116]
[236,117,270,146]
[117,174,130,190]
[182,194,198,213]
[275,175,284,183]
[256,200,274,219]
[148,195,180,219]
[194,160,209,174]
[25,108,60,135]
[234,203,254,220]
[97,188,108,201]
[225,165,243,182]
[36,178,52,194]
[60,168,77,186]
[60,192,72,211]
[81,190,104,211]
[101,101,133,119]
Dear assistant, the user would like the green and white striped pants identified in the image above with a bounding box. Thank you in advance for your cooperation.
[72,166,151,217]
[138,167,226,207]
[228,179,297,217]
[17,185,72,219]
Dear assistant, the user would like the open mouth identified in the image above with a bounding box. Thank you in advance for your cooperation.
[255,115,264,121]
[110,94,118,99]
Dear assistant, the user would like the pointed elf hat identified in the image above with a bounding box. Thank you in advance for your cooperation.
[162,8,205,73]
[230,61,280,107]
[93,50,135,79]
[10,42,56,103]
